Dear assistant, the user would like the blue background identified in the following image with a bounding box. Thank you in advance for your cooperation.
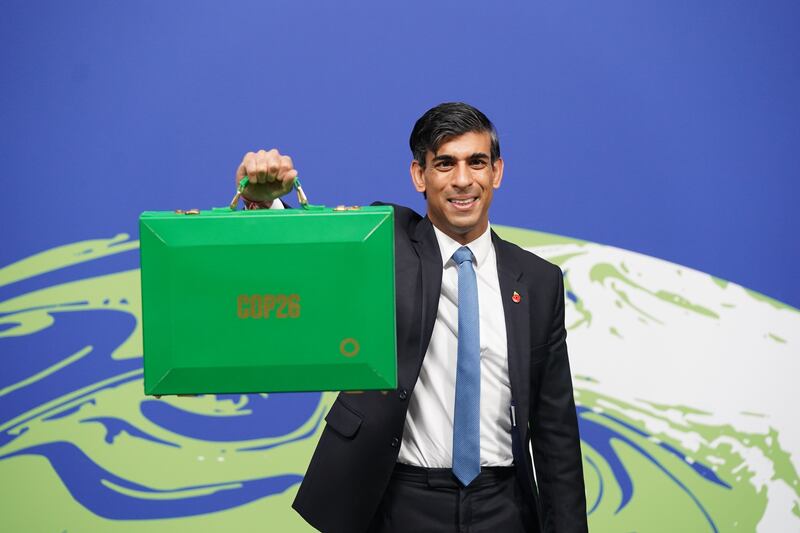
[2,0,799,307]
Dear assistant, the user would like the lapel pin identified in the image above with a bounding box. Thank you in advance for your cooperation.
[512,291,521,303]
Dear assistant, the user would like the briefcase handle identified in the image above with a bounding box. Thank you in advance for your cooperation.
[229,176,313,210]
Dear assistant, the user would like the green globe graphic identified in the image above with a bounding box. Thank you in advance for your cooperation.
[0,227,797,532]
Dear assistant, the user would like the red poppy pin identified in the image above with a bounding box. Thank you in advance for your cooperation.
[512,291,521,303]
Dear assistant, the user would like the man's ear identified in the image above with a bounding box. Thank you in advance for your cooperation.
[410,160,426,193]
[492,158,504,189]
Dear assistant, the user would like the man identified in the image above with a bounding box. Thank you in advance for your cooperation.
[235,103,587,532]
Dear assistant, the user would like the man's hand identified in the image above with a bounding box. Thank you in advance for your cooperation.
[236,149,298,203]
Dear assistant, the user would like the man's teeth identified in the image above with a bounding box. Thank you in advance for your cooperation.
[449,198,476,205]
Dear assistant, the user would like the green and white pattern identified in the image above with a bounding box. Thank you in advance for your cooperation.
[0,227,797,532]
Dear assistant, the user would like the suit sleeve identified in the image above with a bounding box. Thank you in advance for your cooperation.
[529,266,588,533]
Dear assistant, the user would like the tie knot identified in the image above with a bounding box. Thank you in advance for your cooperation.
[452,246,474,266]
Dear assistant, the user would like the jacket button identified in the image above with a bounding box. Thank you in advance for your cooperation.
[391,437,400,448]
[398,389,408,400]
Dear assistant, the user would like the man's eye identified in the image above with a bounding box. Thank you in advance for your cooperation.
[436,161,454,170]
[470,160,487,169]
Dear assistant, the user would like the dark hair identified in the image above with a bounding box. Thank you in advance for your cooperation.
[409,102,500,168]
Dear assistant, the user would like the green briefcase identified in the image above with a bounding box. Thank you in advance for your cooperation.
[139,186,396,395]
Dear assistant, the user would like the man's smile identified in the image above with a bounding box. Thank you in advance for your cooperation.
[447,196,479,210]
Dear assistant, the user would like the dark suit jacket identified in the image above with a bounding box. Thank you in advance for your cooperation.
[293,204,587,533]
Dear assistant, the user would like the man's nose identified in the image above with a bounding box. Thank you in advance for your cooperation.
[452,162,473,188]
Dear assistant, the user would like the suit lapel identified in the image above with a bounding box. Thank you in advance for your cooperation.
[492,231,531,438]
[405,217,442,387]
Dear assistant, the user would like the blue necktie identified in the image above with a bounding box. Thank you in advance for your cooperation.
[451,246,480,486]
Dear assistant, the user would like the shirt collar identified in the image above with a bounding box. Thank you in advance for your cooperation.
[432,222,493,269]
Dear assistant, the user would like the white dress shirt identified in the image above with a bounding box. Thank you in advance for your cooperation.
[398,223,513,467]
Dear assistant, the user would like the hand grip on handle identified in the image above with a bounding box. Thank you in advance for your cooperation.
[229,176,310,210]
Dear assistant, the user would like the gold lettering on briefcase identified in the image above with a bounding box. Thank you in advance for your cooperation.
[339,338,360,358]
[237,294,301,319]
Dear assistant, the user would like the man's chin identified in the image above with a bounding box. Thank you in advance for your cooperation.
[447,213,481,229]
[441,217,487,238]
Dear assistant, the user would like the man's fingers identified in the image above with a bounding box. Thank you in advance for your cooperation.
[255,150,272,184]
[235,162,247,187]
[245,154,261,184]
[234,149,296,202]
[283,169,298,191]
[265,149,281,182]
[278,155,295,184]
[238,152,254,184]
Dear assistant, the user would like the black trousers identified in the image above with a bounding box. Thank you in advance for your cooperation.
[366,463,535,533]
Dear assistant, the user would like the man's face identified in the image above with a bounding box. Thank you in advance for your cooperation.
[410,131,504,244]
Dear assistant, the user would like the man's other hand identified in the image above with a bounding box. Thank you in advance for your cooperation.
[236,149,298,203]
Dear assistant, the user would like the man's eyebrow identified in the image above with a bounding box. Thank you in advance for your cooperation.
[431,152,490,162]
